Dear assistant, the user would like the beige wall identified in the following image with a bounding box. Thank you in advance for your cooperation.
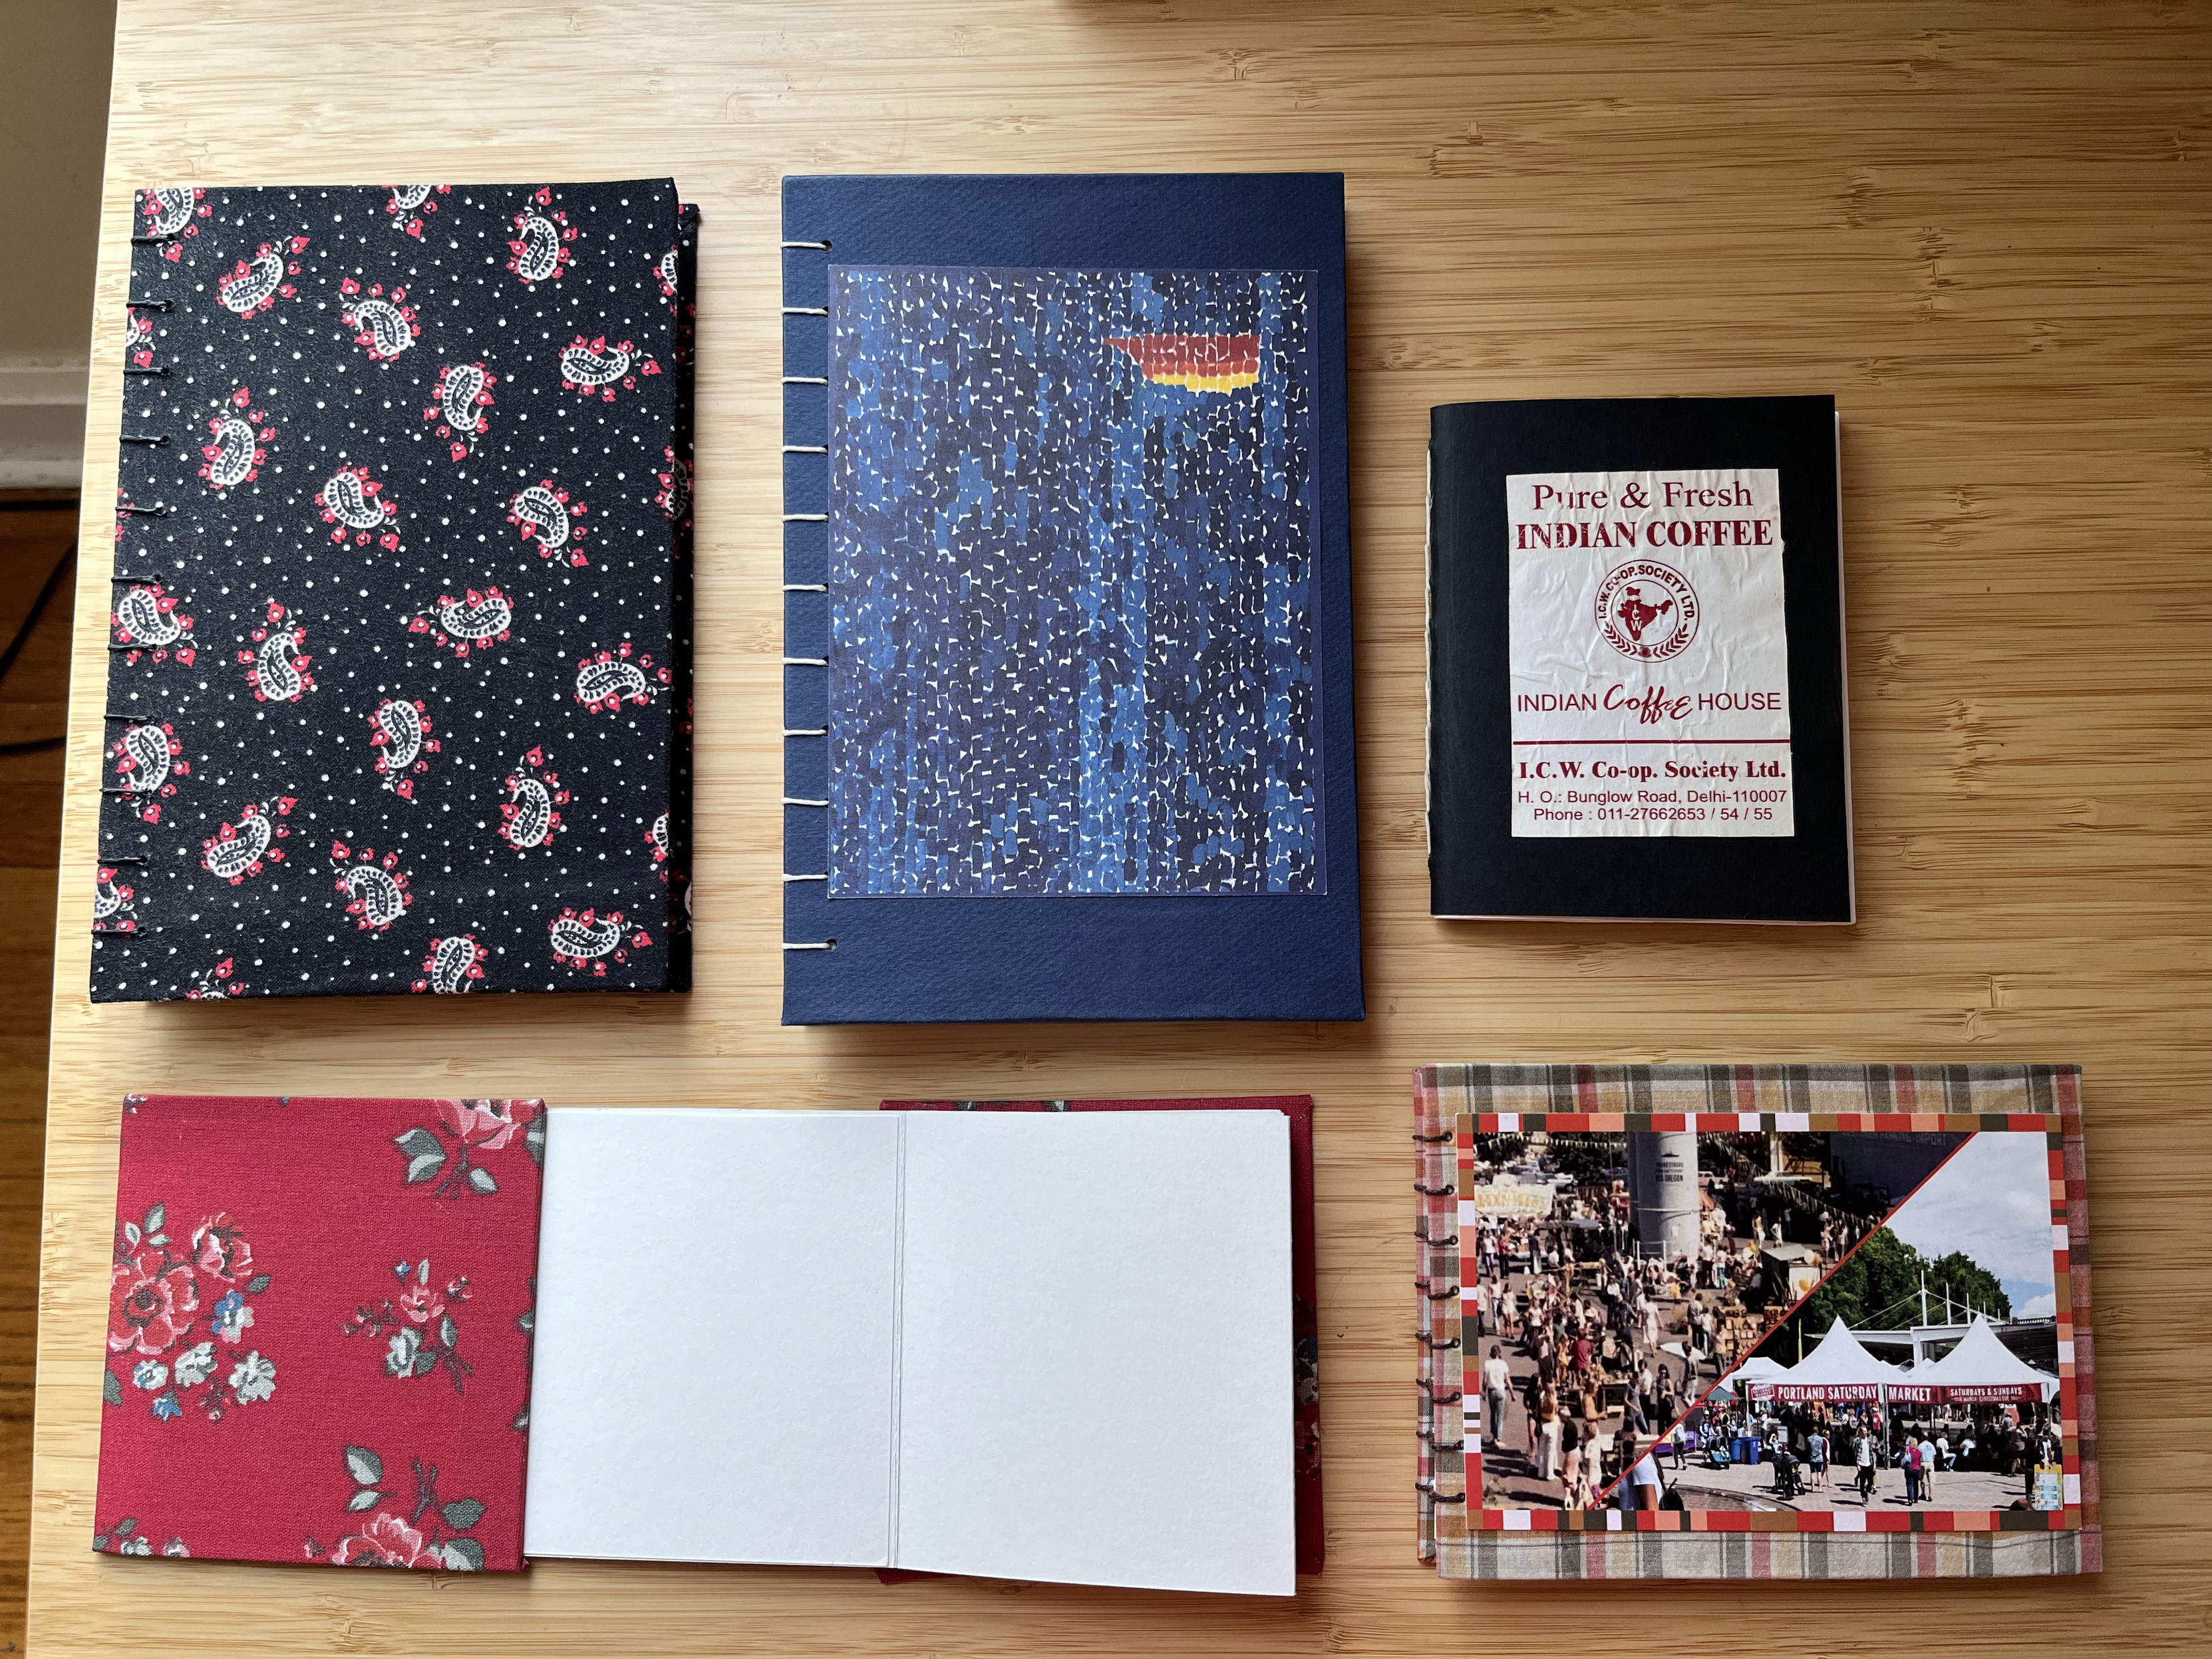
[0,1,116,486]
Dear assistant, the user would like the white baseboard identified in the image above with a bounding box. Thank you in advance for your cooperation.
[0,359,89,490]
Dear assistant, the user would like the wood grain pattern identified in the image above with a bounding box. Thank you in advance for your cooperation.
[34,1,2212,1650]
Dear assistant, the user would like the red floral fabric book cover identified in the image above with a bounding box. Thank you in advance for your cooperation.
[94,1094,546,1571]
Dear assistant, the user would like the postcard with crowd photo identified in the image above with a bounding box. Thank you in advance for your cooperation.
[1414,1064,2098,1581]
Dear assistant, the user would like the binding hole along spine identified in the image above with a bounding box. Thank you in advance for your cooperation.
[784,225,834,955]
[102,238,186,945]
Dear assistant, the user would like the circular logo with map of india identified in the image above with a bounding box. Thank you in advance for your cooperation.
[1595,559,1699,663]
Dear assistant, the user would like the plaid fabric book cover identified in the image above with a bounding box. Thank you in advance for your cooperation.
[94,1094,546,1570]
[1416,1064,2099,1580]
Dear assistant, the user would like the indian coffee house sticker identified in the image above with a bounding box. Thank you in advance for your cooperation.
[1506,468,1794,839]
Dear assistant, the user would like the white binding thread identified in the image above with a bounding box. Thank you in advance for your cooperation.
[784,246,835,956]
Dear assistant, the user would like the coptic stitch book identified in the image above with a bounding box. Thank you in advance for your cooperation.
[1415,1063,2098,1580]
[781,174,1362,1022]
[96,181,695,999]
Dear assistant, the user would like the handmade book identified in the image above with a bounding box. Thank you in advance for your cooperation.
[524,1107,1295,1594]
[1428,396,1853,922]
[883,1095,1324,1577]
[1415,1063,2098,1580]
[94,1094,547,1569]
[780,174,1362,1022]
[96,181,697,1000]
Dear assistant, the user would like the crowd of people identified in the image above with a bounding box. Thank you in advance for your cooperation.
[1672,1396,2065,1507]
[1462,1143,1896,1508]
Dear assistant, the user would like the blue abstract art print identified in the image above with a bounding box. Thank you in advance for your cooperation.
[828,266,1322,899]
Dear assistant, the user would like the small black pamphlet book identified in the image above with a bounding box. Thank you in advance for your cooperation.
[1427,396,1853,923]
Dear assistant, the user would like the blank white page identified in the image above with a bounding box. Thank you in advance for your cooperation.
[893,1110,1295,1594]
[524,1109,902,1566]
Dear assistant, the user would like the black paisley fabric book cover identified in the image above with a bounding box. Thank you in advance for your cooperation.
[96,181,695,1001]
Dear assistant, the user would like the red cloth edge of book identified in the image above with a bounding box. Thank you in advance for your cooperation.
[875,1096,1322,1583]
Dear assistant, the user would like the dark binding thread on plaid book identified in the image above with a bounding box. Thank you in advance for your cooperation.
[780,235,834,951]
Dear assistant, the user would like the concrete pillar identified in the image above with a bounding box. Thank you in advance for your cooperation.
[1627,1130,1700,1259]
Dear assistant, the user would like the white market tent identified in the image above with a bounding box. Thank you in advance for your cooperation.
[1751,1317,1905,1402]
[1710,1355,1790,1398]
[1906,1314,2061,1404]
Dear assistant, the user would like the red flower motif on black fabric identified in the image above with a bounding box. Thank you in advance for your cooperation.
[108,720,186,824]
[199,386,271,493]
[217,236,308,316]
[338,276,420,361]
[201,798,295,885]
[138,185,208,261]
[506,480,588,565]
[506,188,574,288]
[413,934,488,994]
[385,183,450,240]
[407,587,513,660]
[110,580,196,667]
[329,841,413,932]
[319,464,400,550]
[424,360,495,460]
[182,957,245,999]
[550,907,649,976]
[367,698,438,798]
[574,643,668,712]
[559,333,660,400]
[497,748,567,851]
[240,599,315,702]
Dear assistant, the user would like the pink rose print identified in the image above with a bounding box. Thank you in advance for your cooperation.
[331,1512,439,1569]
[109,1251,199,1357]
[308,1445,489,1572]
[342,1259,473,1391]
[438,1098,537,1153]
[104,1201,275,1423]
[391,1099,544,1198]
[189,1212,253,1284]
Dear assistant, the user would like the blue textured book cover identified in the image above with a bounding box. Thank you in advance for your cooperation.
[782,176,1360,1022]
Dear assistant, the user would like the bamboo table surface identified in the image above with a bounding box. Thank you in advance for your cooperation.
[32,1,2212,1652]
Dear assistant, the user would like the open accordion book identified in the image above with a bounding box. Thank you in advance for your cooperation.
[1416,1064,2100,1580]
[94,1096,1311,1594]
[97,181,696,1000]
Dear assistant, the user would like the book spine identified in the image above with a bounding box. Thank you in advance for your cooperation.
[96,204,197,953]
[780,226,834,965]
